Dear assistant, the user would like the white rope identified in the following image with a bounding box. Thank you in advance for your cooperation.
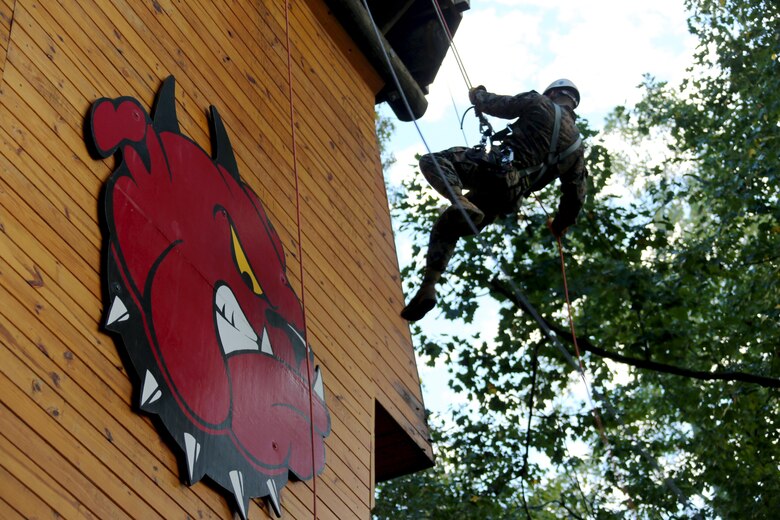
[429,0,473,90]
[361,1,701,516]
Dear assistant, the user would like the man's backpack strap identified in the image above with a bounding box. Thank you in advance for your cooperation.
[513,103,582,192]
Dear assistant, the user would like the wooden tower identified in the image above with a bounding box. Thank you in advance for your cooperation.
[0,0,468,518]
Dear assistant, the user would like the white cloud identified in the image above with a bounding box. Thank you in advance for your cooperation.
[386,143,423,185]
[386,1,698,419]
[417,0,697,127]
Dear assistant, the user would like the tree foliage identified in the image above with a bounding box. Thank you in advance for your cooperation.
[376,110,396,172]
[376,1,779,518]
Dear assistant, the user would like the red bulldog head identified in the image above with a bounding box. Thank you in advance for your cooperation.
[89,77,330,519]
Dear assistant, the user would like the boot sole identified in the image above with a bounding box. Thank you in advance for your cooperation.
[400,296,437,322]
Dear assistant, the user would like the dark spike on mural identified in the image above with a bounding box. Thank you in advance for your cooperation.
[139,370,162,411]
[152,76,180,134]
[210,106,240,181]
[105,295,129,329]
[183,433,204,485]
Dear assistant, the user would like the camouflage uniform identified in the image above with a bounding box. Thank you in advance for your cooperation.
[419,89,588,276]
[400,88,588,321]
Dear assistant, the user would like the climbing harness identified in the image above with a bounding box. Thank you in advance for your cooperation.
[364,0,701,515]
[468,103,582,178]
[463,102,584,209]
[515,104,583,188]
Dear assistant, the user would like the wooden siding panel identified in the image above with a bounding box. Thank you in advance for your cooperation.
[0,461,63,520]
[0,0,13,83]
[0,0,431,518]
[289,2,431,461]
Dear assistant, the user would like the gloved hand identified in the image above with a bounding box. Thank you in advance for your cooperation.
[546,217,567,239]
[469,85,486,105]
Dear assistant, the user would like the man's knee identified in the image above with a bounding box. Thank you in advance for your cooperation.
[419,152,435,168]
[419,153,440,178]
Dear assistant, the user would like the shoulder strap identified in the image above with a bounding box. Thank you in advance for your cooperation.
[512,103,583,193]
[548,104,563,166]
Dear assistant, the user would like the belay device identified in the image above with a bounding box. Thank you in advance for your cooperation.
[460,105,515,175]
[462,102,582,194]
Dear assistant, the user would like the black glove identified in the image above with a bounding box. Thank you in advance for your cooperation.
[469,85,486,105]
[547,217,567,239]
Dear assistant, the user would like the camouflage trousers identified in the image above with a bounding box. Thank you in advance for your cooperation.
[419,147,521,274]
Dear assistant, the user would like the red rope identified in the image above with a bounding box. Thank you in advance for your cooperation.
[533,194,636,512]
[555,234,638,513]
[283,1,319,517]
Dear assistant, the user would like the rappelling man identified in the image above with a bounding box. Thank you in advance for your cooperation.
[401,79,588,321]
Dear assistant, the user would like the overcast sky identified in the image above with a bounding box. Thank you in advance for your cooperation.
[380,0,698,417]
[382,0,697,174]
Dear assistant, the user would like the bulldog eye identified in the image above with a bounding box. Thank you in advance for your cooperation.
[230,225,263,296]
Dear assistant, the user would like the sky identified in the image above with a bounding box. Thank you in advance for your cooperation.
[378,1,699,418]
[382,0,698,181]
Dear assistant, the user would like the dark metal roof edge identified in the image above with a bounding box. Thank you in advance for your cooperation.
[323,0,428,121]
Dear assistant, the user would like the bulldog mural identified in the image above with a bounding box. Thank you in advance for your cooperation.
[88,76,330,519]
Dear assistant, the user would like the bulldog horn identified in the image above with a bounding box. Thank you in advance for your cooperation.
[152,76,180,134]
[210,106,240,182]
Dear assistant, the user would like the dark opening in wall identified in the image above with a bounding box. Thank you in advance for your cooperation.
[374,400,434,482]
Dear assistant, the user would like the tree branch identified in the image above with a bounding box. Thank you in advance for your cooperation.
[489,278,780,389]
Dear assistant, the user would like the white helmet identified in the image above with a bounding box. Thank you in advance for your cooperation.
[543,78,580,108]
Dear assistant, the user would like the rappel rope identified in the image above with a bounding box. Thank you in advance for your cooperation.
[432,0,625,481]
[365,0,703,515]
[429,0,473,90]
[437,0,695,503]
[282,1,320,518]
[433,2,701,512]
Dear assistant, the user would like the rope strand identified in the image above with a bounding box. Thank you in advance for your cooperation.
[556,233,637,512]
[282,1,319,517]
[429,0,472,89]
[364,0,700,516]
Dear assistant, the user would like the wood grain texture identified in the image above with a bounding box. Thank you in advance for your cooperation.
[0,0,431,518]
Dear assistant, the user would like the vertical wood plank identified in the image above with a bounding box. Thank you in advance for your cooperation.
[0,0,432,517]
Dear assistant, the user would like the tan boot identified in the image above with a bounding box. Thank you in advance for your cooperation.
[401,270,441,321]
[440,195,484,235]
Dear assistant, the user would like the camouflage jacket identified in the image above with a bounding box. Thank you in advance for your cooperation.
[472,89,588,233]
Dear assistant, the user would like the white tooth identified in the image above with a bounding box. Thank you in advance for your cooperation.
[184,433,201,483]
[106,296,129,326]
[217,313,259,355]
[140,370,161,408]
[287,324,306,348]
[215,285,259,355]
[260,327,273,355]
[266,478,282,518]
[215,290,226,314]
[313,366,325,401]
[229,470,247,520]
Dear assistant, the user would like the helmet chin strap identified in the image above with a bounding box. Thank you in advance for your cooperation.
[543,78,581,107]
[549,89,578,109]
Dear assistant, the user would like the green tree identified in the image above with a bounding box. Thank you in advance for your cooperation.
[376,0,779,518]
[376,110,396,172]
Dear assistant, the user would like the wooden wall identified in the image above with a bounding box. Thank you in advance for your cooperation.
[0,0,430,518]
